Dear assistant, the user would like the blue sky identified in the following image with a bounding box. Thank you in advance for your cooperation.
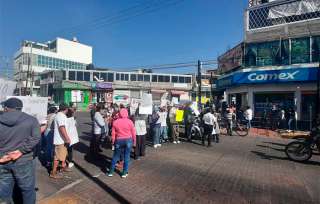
[0,0,248,73]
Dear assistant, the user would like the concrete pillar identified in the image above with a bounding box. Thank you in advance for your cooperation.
[248,90,254,114]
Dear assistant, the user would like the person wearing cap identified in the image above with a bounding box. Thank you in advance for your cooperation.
[0,98,41,204]
[50,103,72,179]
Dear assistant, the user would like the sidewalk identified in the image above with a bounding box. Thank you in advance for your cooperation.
[249,127,310,139]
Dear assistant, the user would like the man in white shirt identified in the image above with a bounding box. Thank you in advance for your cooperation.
[244,106,253,129]
[50,103,71,179]
[202,108,214,147]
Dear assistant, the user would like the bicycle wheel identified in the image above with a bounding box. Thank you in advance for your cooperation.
[234,122,249,137]
[285,141,312,162]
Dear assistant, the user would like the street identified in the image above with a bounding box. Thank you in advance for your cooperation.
[37,112,320,204]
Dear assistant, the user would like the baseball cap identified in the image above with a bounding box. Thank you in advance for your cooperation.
[1,98,23,109]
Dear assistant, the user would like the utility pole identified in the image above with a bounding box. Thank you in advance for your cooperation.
[210,72,214,102]
[197,60,202,111]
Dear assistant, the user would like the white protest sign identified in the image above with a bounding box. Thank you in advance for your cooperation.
[0,78,16,102]
[139,93,152,115]
[130,98,141,115]
[113,90,130,105]
[66,117,79,146]
[7,96,48,123]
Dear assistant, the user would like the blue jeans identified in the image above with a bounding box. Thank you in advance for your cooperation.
[160,126,168,141]
[0,159,36,204]
[45,131,54,163]
[152,125,161,145]
[247,120,252,129]
[110,138,132,174]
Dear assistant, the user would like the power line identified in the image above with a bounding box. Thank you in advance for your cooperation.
[57,0,185,36]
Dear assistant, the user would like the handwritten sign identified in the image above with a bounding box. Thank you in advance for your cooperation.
[139,93,152,115]
[7,96,48,123]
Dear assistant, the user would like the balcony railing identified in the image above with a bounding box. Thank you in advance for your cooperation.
[247,0,320,30]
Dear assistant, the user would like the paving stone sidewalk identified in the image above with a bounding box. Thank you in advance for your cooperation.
[37,112,320,204]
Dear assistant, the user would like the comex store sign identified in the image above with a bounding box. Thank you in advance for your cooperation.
[247,71,299,82]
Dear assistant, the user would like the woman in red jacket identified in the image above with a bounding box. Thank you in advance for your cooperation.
[108,108,136,178]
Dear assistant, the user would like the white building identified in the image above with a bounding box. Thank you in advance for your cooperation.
[14,37,92,96]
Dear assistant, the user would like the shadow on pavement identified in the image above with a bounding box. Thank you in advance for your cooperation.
[251,150,288,161]
[262,141,287,147]
[256,144,284,152]
[73,161,130,204]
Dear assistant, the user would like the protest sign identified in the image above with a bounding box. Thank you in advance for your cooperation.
[66,117,79,146]
[130,98,141,115]
[113,90,130,105]
[7,96,48,123]
[176,109,184,122]
[0,78,16,102]
[139,93,152,115]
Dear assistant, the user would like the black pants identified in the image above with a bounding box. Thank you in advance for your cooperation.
[213,134,220,143]
[134,135,146,159]
[90,134,101,155]
[203,124,213,146]
[185,123,192,140]
[67,145,73,163]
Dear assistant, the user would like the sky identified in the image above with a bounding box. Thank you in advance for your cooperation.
[0,0,248,74]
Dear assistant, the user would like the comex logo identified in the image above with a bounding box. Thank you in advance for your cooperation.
[248,71,299,81]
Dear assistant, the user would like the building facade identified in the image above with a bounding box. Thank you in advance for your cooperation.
[217,0,320,128]
[14,37,92,96]
[40,69,193,111]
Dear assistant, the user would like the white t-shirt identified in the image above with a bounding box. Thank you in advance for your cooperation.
[54,112,68,145]
[245,109,253,121]
[158,112,167,127]
[203,112,214,126]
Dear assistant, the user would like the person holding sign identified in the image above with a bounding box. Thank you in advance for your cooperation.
[0,98,41,204]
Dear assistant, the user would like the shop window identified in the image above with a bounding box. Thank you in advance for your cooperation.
[69,71,75,80]
[107,73,114,82]
[138,74,144,81]
[131,74,137,81]
[144,75,150,82]
[84,72,90,81]
[312,36,320,63]
[76,71,84,81]
[171,76,178,83]
[291,37,310,64]
[244,43,257,67]
[152,75,158,82]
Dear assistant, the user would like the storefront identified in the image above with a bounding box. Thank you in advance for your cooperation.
[217,66,318,121]
[91,82,113,103]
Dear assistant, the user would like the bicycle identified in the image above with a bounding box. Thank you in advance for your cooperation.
[218,117,249,137]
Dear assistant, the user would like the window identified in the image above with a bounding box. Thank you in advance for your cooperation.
[107,73,114,82]
[131,74,137,81]
[138,74,144,81]
[76,71,84,81]
[171,76,178,83]
[93,72,100,81]
[152,75,158,82]
[178,77,185,83]
[185,77,191,83]
[84,72,90,81]
[312,36,320,63]
[121,74,125,81]
[100,72,107,81]
[291,37,310,64]
[62,71,66,80]
[69,71,75,80]
[144,75,150,82]
[116,73,120,80]
[164,76,170,82]
[125,74,129,81]
[158,75,164,82]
